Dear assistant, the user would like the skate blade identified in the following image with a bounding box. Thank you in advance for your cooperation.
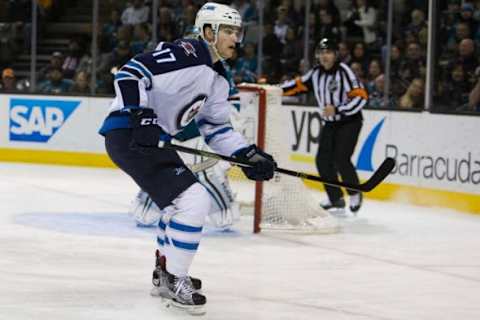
[161,297,206,316]
[328,208,347,217]
[150,286,169,298]
[151,285,203,296]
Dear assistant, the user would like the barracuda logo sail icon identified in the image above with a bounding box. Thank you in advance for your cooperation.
[9,98,80,142]
[356,118,385,172]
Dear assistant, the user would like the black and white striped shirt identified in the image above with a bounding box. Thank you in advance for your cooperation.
[281,62,368,122]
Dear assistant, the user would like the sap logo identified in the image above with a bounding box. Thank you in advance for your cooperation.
[9,99,80,142]
[356,118,385,172]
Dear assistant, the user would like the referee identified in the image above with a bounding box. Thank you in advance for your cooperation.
[281,38,367,213]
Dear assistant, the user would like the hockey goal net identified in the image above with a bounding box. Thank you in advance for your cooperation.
[231,84,340,234]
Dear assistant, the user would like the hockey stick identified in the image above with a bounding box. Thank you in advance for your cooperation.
[187,158,219,173]
[161,143,395,192]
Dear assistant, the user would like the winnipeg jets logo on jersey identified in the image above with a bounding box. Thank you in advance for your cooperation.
[177,95,208,129]
[178,41,198,58]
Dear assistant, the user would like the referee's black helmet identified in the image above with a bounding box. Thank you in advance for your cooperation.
[316,38,338,52]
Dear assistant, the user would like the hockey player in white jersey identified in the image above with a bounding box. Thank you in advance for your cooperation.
[131,50,243,232]
[99,2,276,315]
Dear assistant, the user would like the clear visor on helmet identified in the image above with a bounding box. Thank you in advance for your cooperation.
[218,24,244,43]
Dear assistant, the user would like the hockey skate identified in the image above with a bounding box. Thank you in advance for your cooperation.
[349,192,363,214]
[320,197,346,215]
[151,250,202,297]
[162,273,207,316]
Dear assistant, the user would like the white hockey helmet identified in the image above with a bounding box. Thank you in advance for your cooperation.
[195,2,243,44]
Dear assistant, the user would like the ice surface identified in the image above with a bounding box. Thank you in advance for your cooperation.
[1,163,480,320]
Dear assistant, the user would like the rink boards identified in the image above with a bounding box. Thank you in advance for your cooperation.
[0,93,478,213]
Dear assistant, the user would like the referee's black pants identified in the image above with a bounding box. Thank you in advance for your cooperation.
[315,117,362,203]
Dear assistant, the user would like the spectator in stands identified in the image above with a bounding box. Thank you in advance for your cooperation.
[121,0,149,26]
[38,51,63,82]
[115,25,134,48]
[439,8,458,56]
[280,27,302,76]
[474,1,480,22]
[456,21,473,42]
[366,59,382,92]
[280,0,303,26]
[337,42,352,64]
[235,42,258,83]
[62,39,85,79]
[344,0,377,46]
[388,44,403,78]
[131,23,150,55]
[171,0,194,17]
[274,5,291,45]
[468,77,480,112]
[459,3,478,37]
[101,9,122,53]
[306,12,319,51]
[399,78,424,109]
[226,49,241,84]
[0,68,18,92]
[157,6,177,42]
[351,42,369,73]
[399,42,425,83]
[404,9,428,39]
[387,44,408,98]
[313,0,341,27]
[0,23,18,69]
[97,40,133,83]
[445,21,472,54]
[368,74,396,109]
[69,71,90,95]
[262,22,283,82]
[454,38,479,83]
[317,9,341,43]
[231,0,257,23]
[176,5,197,38]
[350,61,367,85]
[438,63,471,111]
[38,67,73,94]
[143,41,156,54]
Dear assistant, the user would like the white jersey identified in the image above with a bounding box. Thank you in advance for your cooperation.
[99,39,248,156]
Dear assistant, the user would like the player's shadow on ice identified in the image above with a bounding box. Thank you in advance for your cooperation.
[14,212,243,238]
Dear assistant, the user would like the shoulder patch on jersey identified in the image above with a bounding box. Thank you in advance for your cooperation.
[177,40,198,58]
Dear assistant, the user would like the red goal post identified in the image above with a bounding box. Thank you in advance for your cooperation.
[233,84,340,234]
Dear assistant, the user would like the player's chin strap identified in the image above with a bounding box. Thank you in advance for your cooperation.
[200,30,229,62]
[205,39,223,62]
[157,141,396,193]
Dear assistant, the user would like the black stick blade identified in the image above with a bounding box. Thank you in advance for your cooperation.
[358,157,396,192]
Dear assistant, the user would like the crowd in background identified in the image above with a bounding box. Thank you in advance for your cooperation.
[0,0,479,113]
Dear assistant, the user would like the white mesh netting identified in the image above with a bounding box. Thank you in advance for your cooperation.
[235,84,340,234]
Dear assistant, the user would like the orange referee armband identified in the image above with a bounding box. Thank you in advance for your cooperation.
[347,88,368,100]
[283,77,309,96]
